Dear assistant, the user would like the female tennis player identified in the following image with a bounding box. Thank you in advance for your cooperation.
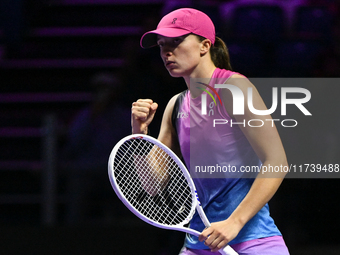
[131,8,289,255]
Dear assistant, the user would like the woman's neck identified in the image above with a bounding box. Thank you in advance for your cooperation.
[184,60,217,98]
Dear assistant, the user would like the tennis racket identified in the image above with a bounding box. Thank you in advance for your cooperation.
[108,134,238,255]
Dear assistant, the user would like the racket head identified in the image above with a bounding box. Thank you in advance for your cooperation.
[108,134,198,231]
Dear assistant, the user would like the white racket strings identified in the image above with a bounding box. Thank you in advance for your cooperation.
[113,138,193,225]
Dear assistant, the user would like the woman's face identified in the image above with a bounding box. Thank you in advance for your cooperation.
[157,34,202,77]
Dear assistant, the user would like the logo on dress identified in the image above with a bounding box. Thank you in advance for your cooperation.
[177,112,188,119]
[197,82,222,116]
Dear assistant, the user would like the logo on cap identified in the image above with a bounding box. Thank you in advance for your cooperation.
[172,18,177,24]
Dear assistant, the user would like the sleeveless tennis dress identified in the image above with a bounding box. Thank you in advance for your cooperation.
[173,68,289,254]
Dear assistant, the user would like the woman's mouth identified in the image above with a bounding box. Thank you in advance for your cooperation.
[165,61,176,68]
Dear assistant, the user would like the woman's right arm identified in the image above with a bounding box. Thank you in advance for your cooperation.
[157,94,181,157]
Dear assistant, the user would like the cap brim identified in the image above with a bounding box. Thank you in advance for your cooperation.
[140,28,191,48]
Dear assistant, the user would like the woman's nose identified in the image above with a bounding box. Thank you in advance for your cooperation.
[161,45,173,58]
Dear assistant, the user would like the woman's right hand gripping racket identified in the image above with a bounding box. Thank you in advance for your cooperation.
[108,134,238,255]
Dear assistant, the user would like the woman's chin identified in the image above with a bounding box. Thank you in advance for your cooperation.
[168,70,184,78]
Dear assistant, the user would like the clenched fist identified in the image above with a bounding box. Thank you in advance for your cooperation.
[131,99,158,134]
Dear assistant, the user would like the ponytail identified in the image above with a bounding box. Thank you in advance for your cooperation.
[210,37,232,71]
[196,35,232,71]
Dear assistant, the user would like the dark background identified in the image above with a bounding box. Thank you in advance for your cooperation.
[0,0,339,254]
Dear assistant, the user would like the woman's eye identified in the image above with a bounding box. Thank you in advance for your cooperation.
[173,38,181,44]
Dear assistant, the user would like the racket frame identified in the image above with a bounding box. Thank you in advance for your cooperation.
[108,134,200,236]
[108,134,238,255]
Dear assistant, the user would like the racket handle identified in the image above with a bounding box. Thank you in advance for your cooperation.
[219,244,238,255]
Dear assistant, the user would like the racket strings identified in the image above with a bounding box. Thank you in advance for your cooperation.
[113,138,193,225]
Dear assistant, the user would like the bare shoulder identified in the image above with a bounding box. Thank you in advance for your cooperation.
[162,92,182,122]
[219,73,260,118]
[226,73,256,91]
[167,93,181,111]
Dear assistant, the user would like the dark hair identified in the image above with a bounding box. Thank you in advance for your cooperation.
[196,35,232,71]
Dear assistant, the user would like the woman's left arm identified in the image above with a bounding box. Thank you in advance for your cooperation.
[199,74,288,252]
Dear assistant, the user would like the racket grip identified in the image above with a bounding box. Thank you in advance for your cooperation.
[219,244,238,255]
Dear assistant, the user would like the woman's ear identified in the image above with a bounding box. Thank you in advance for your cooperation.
[200,39,212,56]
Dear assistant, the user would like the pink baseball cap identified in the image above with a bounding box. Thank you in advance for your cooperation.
[140,8,215,48]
